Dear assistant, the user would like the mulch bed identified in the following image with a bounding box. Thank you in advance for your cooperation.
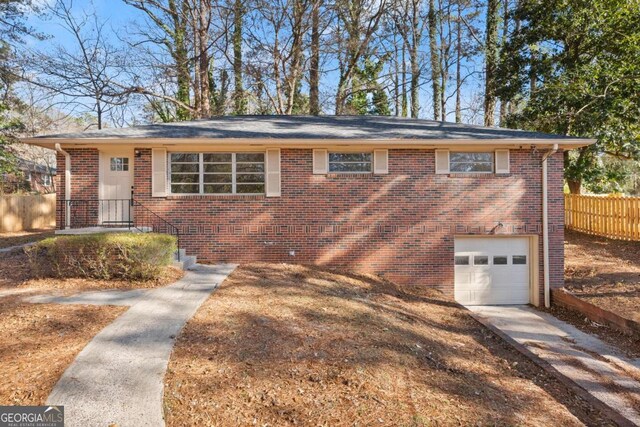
[0,295,125,405]
[164,263,614,426]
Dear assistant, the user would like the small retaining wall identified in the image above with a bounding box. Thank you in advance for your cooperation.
[552,288,640,335]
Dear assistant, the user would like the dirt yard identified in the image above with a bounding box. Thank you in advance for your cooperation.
[164,263,614,426]
[564,230,640,322]
[0,229,54,249]
[559,230,640,356]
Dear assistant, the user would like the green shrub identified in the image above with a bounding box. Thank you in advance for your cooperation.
[26,232,177,281]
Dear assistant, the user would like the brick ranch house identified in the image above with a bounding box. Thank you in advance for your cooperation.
[23,116,593,307]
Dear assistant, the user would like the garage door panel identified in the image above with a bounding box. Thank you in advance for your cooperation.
[454,237,530,306]
[454,289,496,306]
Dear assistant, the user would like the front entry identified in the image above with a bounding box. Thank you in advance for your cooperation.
[100,149,133,225]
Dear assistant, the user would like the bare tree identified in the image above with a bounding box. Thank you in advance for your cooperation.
[427,0,441,120]
[483,0,499,126]
[391,0,426,118]
[245,0,312,114]
[333,0,388,115]
[309,0,322,115]
[232,0,247,114]
[19,0,130,129]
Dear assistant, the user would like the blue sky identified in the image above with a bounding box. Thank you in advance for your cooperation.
[23,0,488,127]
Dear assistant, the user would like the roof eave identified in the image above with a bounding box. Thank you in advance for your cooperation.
[21,137,595,150]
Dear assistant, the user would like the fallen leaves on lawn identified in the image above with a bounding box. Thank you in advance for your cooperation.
[0,296,125,405]
[164,263,614,427]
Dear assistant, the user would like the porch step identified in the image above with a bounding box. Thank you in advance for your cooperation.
[172,249,197,270]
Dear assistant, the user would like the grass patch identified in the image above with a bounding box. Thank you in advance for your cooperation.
[26,233,177,281]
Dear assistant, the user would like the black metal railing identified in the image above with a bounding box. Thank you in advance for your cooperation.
[61,199,132,228]
[131,200,181,261]
[59,198,181,261]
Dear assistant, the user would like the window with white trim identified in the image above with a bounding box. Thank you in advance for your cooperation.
[42,174,52,186]
[328,152,372,173]
[169,152,265,194]
[449,152,494,173]
[110,157,129,171]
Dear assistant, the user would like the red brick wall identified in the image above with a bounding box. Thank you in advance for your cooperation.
[56,148,100,228]
[126,148,564,294]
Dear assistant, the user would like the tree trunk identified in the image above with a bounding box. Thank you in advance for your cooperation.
[428,0,441,120]
[393,37,400,116]
[173,0,191,120]
[198,0,211,118]
[233,0,246,115]
[438,0,450,120]
[529,48,537,96]
[192,9,202,117]
[96,99,102,129]
[285,0,305,114]
[483,0,499,126]
[401,42,408,117]
[309,0,321,115]
[567,179,581,194]
[498,0,509,125]
[409,0,420,118]
[454,3,461,123]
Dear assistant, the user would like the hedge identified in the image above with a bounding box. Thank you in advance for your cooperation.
[26,232,177,281]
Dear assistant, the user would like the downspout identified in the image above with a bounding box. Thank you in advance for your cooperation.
[55,143,71,229]
[542,143,559,308]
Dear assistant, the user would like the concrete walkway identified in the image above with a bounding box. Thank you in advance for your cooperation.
[46,263,237,427]
[28,288,150,306]
[0,241,36,253]
[469,305,640,426]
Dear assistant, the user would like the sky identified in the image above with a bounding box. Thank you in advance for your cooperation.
[22,0,488,128]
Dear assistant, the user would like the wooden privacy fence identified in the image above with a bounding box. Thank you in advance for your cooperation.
[565,194,640,241]
[0,194,56,232]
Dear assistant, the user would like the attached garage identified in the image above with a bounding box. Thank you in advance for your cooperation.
[454,236,538,306]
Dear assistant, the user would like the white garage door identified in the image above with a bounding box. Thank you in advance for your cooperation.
[454,237,530,305]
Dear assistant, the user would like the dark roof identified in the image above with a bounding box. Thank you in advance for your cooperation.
[33,115,577,141]
[17,158,56,175]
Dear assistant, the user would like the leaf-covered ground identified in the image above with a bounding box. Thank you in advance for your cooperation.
[0,295,125,405]
[552,230,640,357]
[164,263,613,426]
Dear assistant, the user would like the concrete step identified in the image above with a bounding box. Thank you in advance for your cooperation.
[172,250,197,270]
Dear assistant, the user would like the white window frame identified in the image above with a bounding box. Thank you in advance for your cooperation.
[168,152,266,195]
[42,174,52,186]
[328,151,373,174]
[449,152,494,174]
[110,157,129,172]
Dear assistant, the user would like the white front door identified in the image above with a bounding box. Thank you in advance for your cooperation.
[100,150,133,225]
[454,237,531,305]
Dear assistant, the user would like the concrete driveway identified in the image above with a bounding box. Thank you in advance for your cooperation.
[469,305,640,426]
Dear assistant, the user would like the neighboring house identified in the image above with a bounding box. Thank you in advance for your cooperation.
[23,116,593,307]
[18,159,56,193]
[1,158,56,194]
